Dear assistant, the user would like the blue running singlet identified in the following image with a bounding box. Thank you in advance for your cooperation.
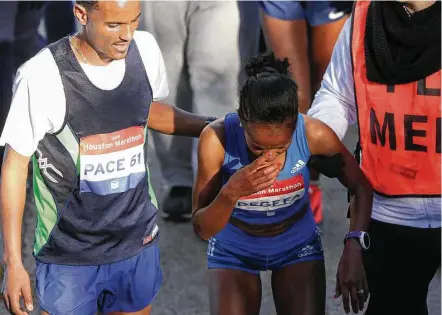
[207,113,324,274]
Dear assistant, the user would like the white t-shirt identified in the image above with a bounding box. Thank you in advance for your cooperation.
[308,18,441,229]
[0,30,169,158]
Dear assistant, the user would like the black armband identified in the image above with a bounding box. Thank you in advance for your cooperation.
[205,116,218,126]
[307,153,345,178]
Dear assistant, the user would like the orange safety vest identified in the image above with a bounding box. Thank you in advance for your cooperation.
[351,0,441,198]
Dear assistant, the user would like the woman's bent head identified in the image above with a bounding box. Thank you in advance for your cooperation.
[238,52,299,157]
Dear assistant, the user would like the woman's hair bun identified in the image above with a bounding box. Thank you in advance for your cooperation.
[244,51,290,78]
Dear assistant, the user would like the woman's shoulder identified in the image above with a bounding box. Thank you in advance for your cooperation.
[303,114,329,138]
[199,118,226,155]
[303,114,341,156]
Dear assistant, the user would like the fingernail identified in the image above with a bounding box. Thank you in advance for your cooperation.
[267,152,273,157]
[27,304,33,311]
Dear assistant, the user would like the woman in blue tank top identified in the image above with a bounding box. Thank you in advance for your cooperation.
[192,52,373,315]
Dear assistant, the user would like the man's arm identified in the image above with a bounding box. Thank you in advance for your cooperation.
[0,146,35,314]
[0,51,61,314]
[308,18,357,140]
[0,61,54,263]
[1,147,30,266]
[305,116,372,314]
[147,101,216,137]
[134,32,215,137]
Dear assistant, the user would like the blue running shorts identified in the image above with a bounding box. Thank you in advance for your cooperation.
[208,226,324,274]
[36,244,162,315]
[260,1,352,26]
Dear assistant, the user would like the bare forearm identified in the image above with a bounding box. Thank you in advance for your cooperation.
[192,186,237,240]
[148,102,212,137]
[1,161,28,266]
[348,180,373,231]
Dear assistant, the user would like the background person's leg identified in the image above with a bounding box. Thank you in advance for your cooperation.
[190,1,261,180]
[260,1,311,114]
[236,1,261,85]
[140,2,194,218]
[208,269,262,315]
[186,1,242,184]
[306,1,352,98]
[272,260,326,315]
[186,2,241,118]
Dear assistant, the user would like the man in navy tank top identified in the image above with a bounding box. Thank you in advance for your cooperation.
[192,52,373,315]
[0,1,216,314]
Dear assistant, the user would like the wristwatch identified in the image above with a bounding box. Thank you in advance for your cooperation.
[205,116,218,126]
[344,231,370,250]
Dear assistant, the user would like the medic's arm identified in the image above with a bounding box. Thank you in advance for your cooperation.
[308,18,357,140]
[305,116,372,232]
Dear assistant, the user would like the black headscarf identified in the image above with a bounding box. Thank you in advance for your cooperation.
[364,1,441,85]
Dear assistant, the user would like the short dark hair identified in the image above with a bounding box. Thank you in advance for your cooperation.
[238,51,298,125]
[76,1,98,10]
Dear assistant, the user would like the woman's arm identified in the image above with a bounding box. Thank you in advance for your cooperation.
[191,121,237,240]
[192,120,280,240]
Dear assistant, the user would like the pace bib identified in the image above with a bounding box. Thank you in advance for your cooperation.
[79,126,146,195]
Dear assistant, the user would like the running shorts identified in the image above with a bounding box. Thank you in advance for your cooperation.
[208,225,324,275]
[36,244,162,315]
[259,1,353,26]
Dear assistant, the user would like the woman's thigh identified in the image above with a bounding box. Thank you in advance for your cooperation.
[208,268,262,315]
[272,260,326,315]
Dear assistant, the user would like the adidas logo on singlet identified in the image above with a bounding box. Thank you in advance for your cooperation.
[290,160,306,174]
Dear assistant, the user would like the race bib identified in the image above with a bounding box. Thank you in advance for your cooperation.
[236,174,305,211]
[79,126,146,195]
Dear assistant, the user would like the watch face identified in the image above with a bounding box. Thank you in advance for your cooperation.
[362,233,370,249]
